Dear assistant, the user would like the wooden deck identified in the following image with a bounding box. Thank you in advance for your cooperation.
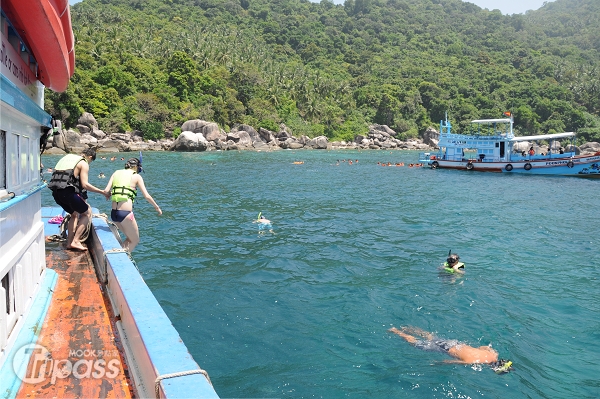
[16,240,135,398]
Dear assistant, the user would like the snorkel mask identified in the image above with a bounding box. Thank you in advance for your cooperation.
[126,158,143,173]
[490,359,513,374]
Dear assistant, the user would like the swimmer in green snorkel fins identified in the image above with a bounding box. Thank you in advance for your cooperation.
[443,252,465,274]
[389,326,514,374]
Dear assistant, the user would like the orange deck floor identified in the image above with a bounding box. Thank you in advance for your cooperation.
[16,241,134,398]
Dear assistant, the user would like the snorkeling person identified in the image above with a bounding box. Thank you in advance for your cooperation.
[47,147,109,250]
[389,326,513,374]
[254,214,274,233]
[444,253,465,274]
[104,158,161,252]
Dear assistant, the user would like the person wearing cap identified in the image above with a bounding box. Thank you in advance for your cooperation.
[103,158,162,252]
[47,147,109,251]
[389,326,513,374]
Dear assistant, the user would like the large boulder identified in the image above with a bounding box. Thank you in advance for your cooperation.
[422,127,439,147]
[109,133,132,142]
[258,128,276,143]
[580,142,600,154]
[171,131,209,151]
[203,125,222,142]
[370,124,396,136]
[78,112,99,131]
[53,129,82,151]
[181,119,210,133]
[307,136,329,149]
[238,131,253,146]
[80,134,98,146]
[232,124,260,142]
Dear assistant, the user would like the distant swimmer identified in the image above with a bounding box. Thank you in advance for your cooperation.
[254,213,274,233]
[98,172,106,178]
[443,252,464,274]
[389,326,513,374]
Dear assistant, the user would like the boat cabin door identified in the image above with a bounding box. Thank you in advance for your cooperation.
[499,142,505,159]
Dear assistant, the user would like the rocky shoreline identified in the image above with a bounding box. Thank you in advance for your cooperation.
[43,112,436,154]
[44,112,600,156]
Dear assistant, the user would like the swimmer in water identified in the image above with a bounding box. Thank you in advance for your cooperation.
[98,172,105,178]
[389,326,513,374]
[254,214,274,233]
[443,253,465,274]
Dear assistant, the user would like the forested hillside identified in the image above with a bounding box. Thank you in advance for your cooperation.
[45,0,600,143]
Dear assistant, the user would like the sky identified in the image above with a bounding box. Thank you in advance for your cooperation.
[69,0,555,15]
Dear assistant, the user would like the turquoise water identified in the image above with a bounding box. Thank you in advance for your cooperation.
[42,151,599,398]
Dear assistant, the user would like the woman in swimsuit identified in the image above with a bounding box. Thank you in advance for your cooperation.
[104,158,161,252]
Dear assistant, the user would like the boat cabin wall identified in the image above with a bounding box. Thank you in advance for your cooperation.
[0,103,42,199]
[1,14,43,107]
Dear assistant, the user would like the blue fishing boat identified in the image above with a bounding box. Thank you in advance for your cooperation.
[418,114,600,176]
[0,1,218,397]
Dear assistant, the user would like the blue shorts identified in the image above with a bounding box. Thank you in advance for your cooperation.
[258,222,272,230]
[111,209,132,223]
[52,187,89,215]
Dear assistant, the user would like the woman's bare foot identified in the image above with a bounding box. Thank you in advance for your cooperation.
[67,243,87,251]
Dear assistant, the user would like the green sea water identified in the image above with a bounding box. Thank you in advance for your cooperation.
[43,151,600,399]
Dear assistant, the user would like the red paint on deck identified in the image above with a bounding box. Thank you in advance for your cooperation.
[16,241,135,398]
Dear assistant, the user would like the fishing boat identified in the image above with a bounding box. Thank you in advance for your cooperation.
[418,114,600,176]
[0,1,219,397]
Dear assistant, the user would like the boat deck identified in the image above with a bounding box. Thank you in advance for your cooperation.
[16,240,134,398]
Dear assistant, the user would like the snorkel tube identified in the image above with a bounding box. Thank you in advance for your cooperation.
[257,212,262,222]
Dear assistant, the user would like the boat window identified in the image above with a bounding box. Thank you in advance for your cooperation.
[1,271,14,315]
[0,130,5,190]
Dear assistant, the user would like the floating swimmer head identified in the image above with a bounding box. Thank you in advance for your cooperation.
[490,359,513,374]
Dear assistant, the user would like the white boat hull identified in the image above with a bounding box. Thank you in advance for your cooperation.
[421,153,600,177]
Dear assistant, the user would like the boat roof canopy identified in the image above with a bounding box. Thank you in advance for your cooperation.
[511,132,575,142]
[471,118,512,124]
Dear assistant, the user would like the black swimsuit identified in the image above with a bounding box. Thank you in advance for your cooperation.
[111,209,132,223]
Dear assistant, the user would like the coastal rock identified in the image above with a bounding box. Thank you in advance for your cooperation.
[580,142,600,154]
[98,139,124,151]
[422,127,439,147]
[80,134,98,146]
[307,136,329,149]
[171,131,209,151]
[203,125,222,142]
[90,129,107,140]
[60,129,83,151]
[109,133,132,142]
[78,112,99,131]
[181,119,211,133]
[77,124,90,134]
[370,124,396,136]
[233,124,260,143]
[258,127,276,143]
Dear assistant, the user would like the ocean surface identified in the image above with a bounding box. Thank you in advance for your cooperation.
[42,150,599,399]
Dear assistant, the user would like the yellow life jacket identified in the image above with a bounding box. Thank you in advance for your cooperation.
[111,169,137,203]
[444,262,465,273]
